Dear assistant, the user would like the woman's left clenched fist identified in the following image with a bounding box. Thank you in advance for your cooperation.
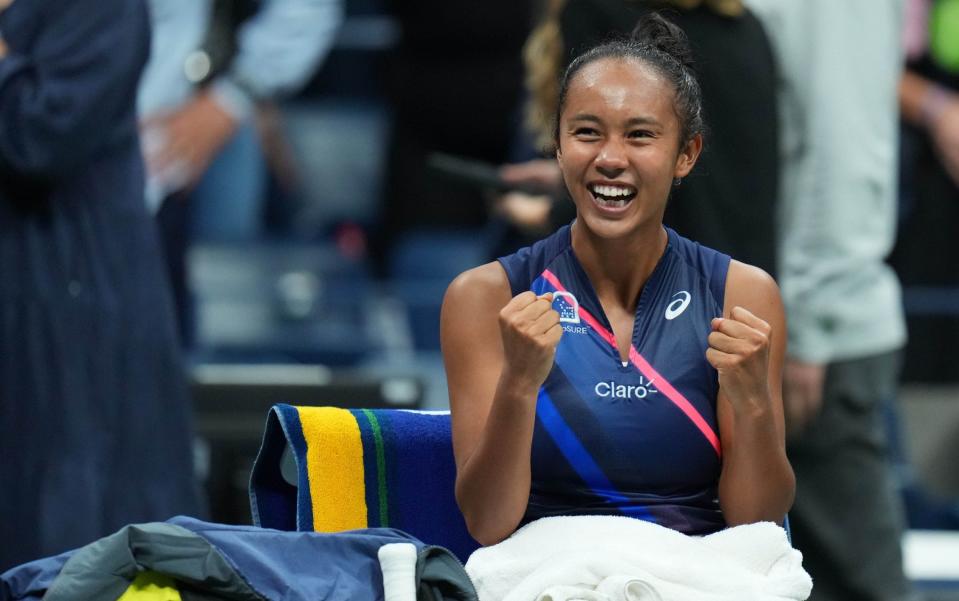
[706,306,772,413]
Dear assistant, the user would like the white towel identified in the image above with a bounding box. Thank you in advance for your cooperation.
[536,574,663,601]
[465,516,812,601]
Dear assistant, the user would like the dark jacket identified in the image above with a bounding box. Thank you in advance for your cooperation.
[0,0,199,570]
[0,517,477,601]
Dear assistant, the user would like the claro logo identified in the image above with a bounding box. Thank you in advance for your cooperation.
[595,377,659,400]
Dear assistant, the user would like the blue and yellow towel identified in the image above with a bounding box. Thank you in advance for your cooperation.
[250,404,479,561]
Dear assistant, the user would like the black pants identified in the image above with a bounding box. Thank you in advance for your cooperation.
[787,351,914,601]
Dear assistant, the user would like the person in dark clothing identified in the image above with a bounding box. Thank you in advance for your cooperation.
[375,0,535,274]
[498,0,779,278]
[0,0,200,570]
[894,0,959,382]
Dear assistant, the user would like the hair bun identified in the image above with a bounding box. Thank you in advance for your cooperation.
[631,12,694,70]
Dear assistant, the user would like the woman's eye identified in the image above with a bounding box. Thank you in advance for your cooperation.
[629,129,654,139]
[573,127,599,137]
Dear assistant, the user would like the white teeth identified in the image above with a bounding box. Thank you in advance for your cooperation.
[589,184,634,209]
[591,184,634,198]
[595,196,628,208]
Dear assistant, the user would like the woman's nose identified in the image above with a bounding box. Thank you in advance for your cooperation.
[595,140,627,177]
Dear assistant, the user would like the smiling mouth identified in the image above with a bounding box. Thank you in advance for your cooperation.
[588,183,637,209]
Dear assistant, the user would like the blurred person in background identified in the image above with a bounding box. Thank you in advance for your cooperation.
[895,0,959,382]
[901,0,959,188]
[375,0,535,274]
[0,0,200,571]
[745,1,915,600]
[892,0,959,530]
[496,0,780,278]
[139,0,342,346]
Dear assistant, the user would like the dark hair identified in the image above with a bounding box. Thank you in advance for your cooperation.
[553,12,705,148]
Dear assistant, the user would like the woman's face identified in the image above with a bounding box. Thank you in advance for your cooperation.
[556,57,701,240]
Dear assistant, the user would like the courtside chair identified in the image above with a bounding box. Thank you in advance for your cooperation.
[250,404,791,563]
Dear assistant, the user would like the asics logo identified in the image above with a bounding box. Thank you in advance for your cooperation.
[664,291,691,320]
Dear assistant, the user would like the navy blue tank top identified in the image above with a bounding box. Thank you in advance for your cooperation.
[498,224,730,535]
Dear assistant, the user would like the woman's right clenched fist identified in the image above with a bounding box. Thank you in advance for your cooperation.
[498,291,563,391]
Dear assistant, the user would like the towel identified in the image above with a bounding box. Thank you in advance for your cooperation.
[465,516,811,601]
[250,404,480,561]
[536,575,662,601]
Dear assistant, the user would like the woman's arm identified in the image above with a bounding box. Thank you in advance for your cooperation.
[441,262,561,545]
[710,261,795,525]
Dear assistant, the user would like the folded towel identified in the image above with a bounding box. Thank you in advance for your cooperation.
[250,404,480,561]
[465,516,811,601]
[536,575,662,601]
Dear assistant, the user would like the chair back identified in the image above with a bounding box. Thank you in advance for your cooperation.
[250,404,480,561]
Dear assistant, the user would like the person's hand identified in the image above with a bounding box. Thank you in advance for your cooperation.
[1,0,16,59]
[498,291,562,393]
[499,159,563,193]
[494,191,552,231]
[929,94,959,186]
[706,306,772,414]
[782,357,826,439]
[140,90,238,189]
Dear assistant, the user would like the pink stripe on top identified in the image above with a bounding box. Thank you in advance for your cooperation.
[628,348,721,456]
[541,269,616,347]
[541,268,722,457]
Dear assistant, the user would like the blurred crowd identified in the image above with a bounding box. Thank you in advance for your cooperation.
[1,0,959,598]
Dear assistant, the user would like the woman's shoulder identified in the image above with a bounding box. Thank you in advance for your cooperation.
[448,262,511,296]
[727,259,776,287]
[724,259,782,319]
[667,229,780,314]
[443,262,514,318]
[445,223,570,319]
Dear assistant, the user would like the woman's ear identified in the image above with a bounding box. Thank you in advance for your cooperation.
[674,133,703,178]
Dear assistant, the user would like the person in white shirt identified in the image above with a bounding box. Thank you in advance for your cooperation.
[745,1,913,600]
[137,0,342,345]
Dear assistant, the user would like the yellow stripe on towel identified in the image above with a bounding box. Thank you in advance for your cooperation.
[298,406,368,531]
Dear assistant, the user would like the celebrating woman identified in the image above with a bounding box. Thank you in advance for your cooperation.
[441,14,794,546]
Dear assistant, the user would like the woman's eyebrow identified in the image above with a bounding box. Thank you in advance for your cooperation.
[624,116,662,127]
[568,113,602,123]
[567,114,662,127]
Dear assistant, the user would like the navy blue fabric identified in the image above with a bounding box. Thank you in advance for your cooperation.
[0,552,71,601]
[177,517,426,601]
[0,517,431,601]
[0,0,200,571]
[376,410,480,561]
[249,407,300,532]
[281,405,315,532]
[499,225,731,535]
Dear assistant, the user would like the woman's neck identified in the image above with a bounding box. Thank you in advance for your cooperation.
[570,220,668,312]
